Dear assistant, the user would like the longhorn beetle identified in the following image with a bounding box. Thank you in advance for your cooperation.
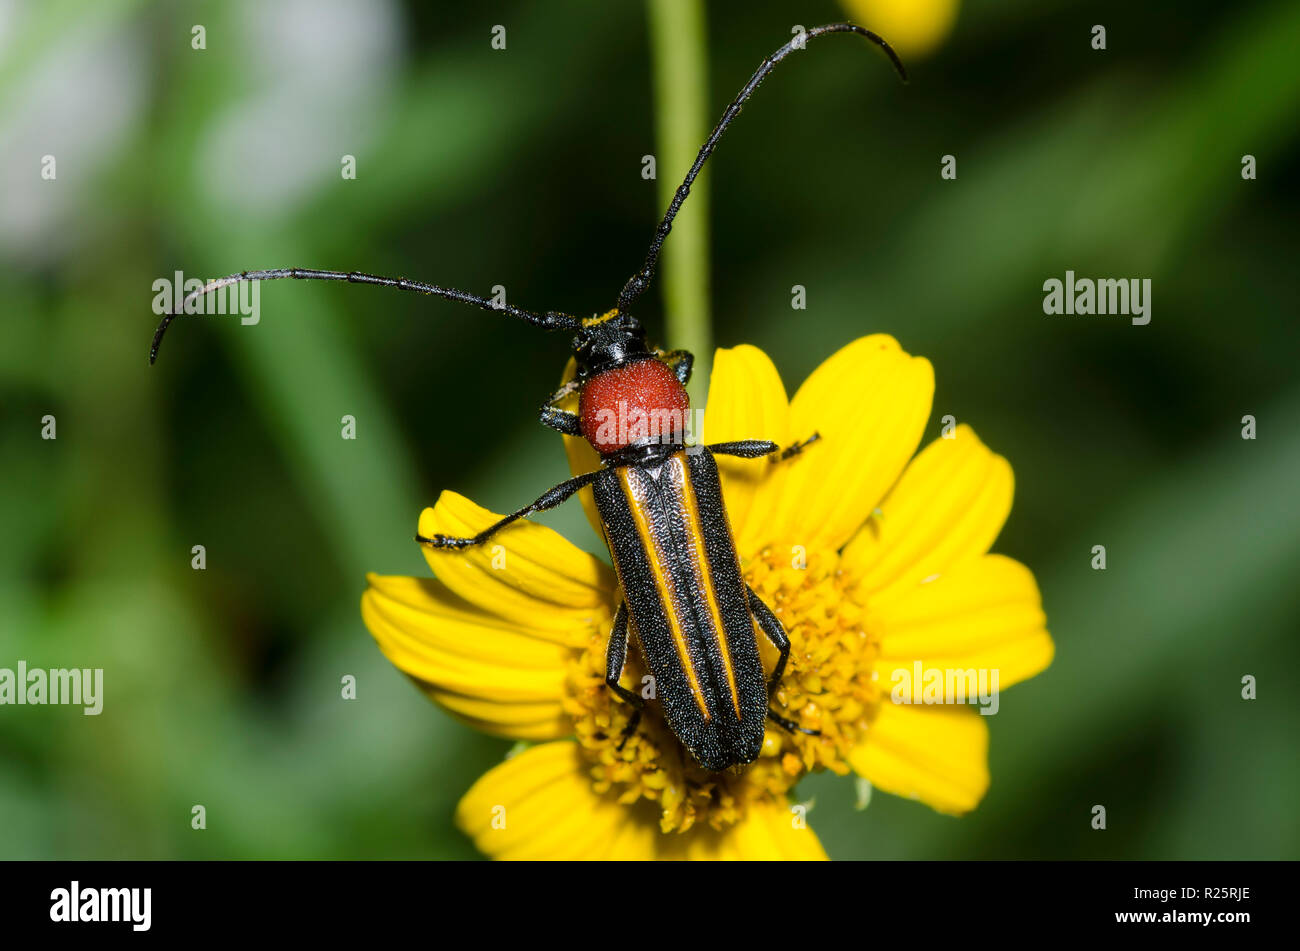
[150,24,906,772]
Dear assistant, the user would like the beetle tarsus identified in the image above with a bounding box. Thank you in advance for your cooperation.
[415,532,470,549]
[615,710,643,751]
[767,708,820,737]
[777,432,821,462]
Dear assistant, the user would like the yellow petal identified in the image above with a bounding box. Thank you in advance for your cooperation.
[676,800,826,857]
[769,335,934,551]
[843,425,1013,593]
[457,743,826,860]
[420,691,569,741]
[564,430,606,540]
[456,741,658,859]
[418,491,615,640]
[738,800,826,862]
[869,554,1053,696]
[850,701,989,815]
[558,356,607,539]
[700,344,792,556]
[841,0,961,59]
[361,574,572,739]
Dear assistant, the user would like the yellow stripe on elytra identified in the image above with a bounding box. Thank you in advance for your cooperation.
[673,456,744,721]
[617,465,711,721]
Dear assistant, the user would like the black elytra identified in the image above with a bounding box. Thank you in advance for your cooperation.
[149,24,905,771]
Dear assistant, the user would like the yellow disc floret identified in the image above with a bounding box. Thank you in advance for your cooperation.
[563,542,882,833]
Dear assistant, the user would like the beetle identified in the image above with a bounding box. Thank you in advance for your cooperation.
[149,23,906,771]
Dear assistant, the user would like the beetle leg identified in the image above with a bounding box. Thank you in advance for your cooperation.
[539,405,581,435]
[748,586,822,738]
[767,708,820,736]
[747,586,791,689]
[705,439,779,458]
[656,348,694,386]
[538,381,583,435]
[604,603,645,749]
[707,432,819,462]
[416,470,598,549]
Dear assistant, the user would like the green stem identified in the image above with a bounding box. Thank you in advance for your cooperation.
[647,0,711,402]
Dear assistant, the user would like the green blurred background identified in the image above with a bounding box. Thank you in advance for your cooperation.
[2,0,1297,860]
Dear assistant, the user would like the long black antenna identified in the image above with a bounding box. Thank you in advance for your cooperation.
[148,268,580,364]
[616,23,906,314]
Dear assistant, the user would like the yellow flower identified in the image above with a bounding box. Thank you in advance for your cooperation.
[361,335,1053,859]
[842,0,961,58]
